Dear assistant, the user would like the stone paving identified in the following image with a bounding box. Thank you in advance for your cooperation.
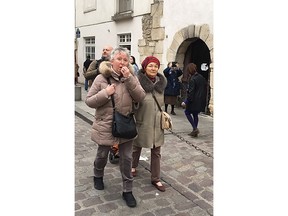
[75,84,213,216]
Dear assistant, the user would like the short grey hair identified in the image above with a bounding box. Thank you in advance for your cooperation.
[110,47,130,60]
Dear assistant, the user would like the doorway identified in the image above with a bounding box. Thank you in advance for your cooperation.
[182,38,211,114]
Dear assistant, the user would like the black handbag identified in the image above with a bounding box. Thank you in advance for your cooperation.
[112,111,137,139]
[107,78,138,139]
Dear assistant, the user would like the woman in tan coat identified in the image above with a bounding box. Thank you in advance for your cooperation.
[85,47,146,207]
[132,56,167,192]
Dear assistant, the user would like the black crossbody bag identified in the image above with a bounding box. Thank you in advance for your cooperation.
[107,78,138,139]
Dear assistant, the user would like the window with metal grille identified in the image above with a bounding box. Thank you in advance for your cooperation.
[118,0,132,13]
[84,37,95,60]
[118,34,131,51]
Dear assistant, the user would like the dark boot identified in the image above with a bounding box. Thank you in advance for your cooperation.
[165,104,168,112]
[171,105,176,115]
[94,176,104,190]
[171,110,176,115]
[122,192,137,207]
[188,128,199,137]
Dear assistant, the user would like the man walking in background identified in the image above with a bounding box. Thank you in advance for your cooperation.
[85,45,113,85]
[83,55,92,91]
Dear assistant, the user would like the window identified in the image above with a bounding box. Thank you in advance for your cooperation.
[118,0,132,13]
[112,0,133,21]
[84,37,95,60]
[118,34,131,51]
[84,0,97,13]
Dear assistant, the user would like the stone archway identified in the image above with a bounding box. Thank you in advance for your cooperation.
[166,24,214,116]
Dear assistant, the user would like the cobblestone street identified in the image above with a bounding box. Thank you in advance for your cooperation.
[75,85,213,215]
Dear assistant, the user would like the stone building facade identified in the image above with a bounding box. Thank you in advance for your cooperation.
[138,1,213,115]
[75,0,213,115]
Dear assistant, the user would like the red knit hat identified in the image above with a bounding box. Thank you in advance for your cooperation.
[141,56,160,69]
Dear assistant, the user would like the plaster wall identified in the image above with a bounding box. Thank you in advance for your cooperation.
[75,0,153,27]
[161,0,213,66]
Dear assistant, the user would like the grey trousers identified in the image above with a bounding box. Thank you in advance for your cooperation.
[94,140,133,192]
[132,145,161,182]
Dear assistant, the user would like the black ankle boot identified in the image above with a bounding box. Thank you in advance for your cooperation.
[165,104,168,112]
[94,176,104,190]
[122,192,137,207]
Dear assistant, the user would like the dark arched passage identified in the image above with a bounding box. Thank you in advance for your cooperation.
[182,38,211,114]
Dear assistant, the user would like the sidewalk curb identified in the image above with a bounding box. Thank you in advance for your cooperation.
[75,106,93,125]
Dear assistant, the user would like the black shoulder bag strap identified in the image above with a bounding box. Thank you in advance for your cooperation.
[108,77,136,116]
[107,78,116,112]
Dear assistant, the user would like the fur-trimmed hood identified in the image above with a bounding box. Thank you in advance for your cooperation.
[98,61,135,78]
[137,69,167,93]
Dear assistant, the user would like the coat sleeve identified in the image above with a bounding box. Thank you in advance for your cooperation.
[163,67,170,77]
[187,79,196,103]
[87,60,97,72]
[85,75,111,108]
[177,69,183,77]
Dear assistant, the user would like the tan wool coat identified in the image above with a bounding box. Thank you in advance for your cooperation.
[85,61,146,146]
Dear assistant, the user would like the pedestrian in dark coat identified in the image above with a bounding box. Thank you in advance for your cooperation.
[85,45,113,83]
[181,63,207,137]
[163,62,183,115]
[83,55,92,91]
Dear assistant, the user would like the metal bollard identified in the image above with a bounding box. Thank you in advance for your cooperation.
[75,86,82,101]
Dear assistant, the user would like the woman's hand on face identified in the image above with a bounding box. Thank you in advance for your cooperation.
[106,84,116,96]
[120,66,131,78]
